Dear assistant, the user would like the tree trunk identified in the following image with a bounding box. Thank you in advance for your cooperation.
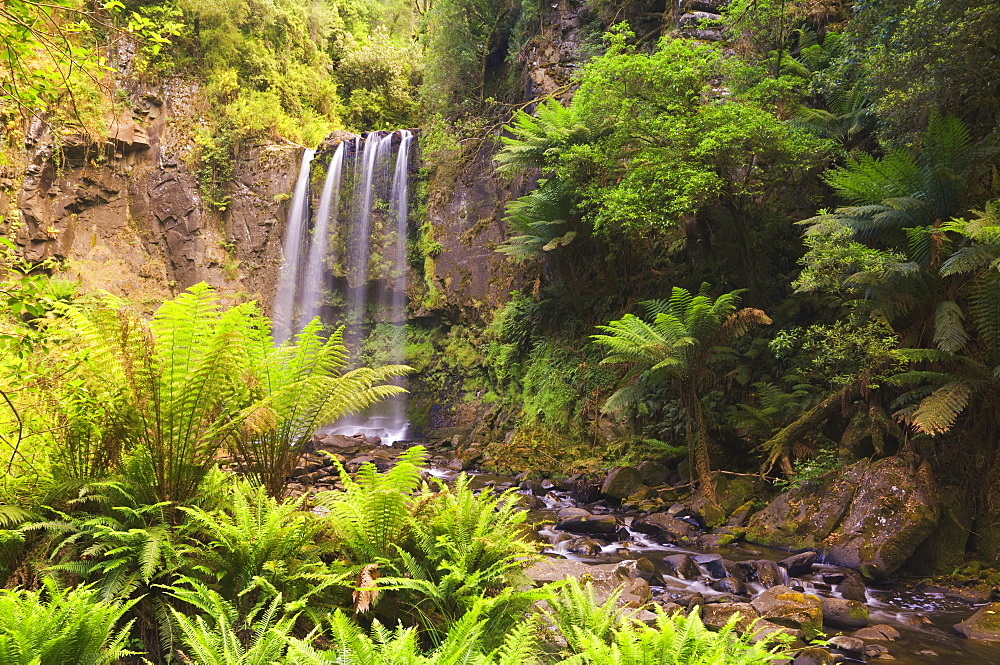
[761,385,853,475]
[686,385,717,504]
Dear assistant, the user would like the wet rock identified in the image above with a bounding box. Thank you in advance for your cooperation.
[711,577,747,595]
[601,466,643,500]
[672,591,705,609]
[739,559,784,587]
[953,602,1000,641]
[518,494,545,510]
[655,601,685,616]
[447,457,469,471]
[899,614,933,628]
[864,644,890,658]
[703,557,745,582]
[792,647,837,665]
[726,500,755,527]
[828,635,864,655]
[662,553,701,580]
[555,514,618,535]
[820,597,869,630]
[637,461,670,486]
[565,536,604,555]
[852,624,900,641]
[632,513,697,542]
[747,619,803,644]
[556,507,592,519]
[779,551,818,577]
[520,479,545,496]
[750,585,824,640]
[630,609,660,626]
[618,577,652,607]
[702,602,759,632]
[615,557,660,582]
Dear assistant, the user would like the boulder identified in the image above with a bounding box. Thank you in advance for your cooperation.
[601,466,643,499]
[703,557,745,582]
[701,602,760,632]
[711,577,747,595]
[739,560,784,588]
[953,603,1000,641]
[750,585,824,640]
[565,537,603,555]
[747,458,939,578]
[555,515,618,535]
[852,624,900,641]
[819,566,868,603]
[662,553,701,580]
[556,507,592,519]
[615,557,660,582]
[746,462,868,550]
[792,648,837,665]
[779,551,818,577]
[828,635,864,656]
[637,461,670,486]
[820,597,869,630]
[632,513,697,542]
[824,457,939,578]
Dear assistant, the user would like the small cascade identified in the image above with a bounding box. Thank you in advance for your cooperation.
[275,131,414,443]
[273,148,315,344]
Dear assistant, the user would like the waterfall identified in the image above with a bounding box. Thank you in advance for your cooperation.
[300,143,345,328]
[275,131,414,443]
[273,148,315,344]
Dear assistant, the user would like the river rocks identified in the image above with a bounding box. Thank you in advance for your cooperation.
[632,513,697,542]
[703,557,745,582]
[953,602,1000,640]
[565,536,603,555]
[662,553,701,580]
[556,507,592,519]
[601,466,643,500]
[555,514,618,535]
[702,602,759,632]
[792,647,838,665]
[746,458,938,578]
[740,559,784,587]
[615,557,659,582]
[779,551,818,577]
[711,577,747,595]
[828,635,864,656]
[852,624,900,641]
[820,597,869,630]
[750,585,824,639]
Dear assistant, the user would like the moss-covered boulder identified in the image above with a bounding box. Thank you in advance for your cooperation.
[745,462,868,550]
[601,466,643,499]
[953,603,1000,641]
[823,457,939,578]
[750,585,824,640]
[746,457,939,578]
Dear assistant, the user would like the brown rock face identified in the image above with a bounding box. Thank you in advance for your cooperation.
[9,79,298,311]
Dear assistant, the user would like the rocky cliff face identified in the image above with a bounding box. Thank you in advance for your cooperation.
[3,78,300,311]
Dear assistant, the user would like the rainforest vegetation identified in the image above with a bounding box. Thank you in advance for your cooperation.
[3,0,1000,661]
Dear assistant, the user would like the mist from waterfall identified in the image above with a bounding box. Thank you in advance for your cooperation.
[272,131,414,443]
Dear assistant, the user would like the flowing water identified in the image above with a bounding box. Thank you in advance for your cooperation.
[275,132,414,442]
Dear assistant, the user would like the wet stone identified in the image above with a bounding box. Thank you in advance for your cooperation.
[711,576,747,596]
[828,635,864,655]
[852,624,900,641]
[739,559,784,588]
[953,602,1000,641]
[702,602,759,632]
[632,513,697,542]
[821,597,869,630]
[662,553,701,580]
[779,551,818,577]
[554,514,618,535]
[600,466,643,500]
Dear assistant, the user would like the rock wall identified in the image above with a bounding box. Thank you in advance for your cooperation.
[3,78,300,311]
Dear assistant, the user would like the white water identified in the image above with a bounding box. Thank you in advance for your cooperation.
[276,132,414,444]
[273,148,315,344]
[300,143,345,329]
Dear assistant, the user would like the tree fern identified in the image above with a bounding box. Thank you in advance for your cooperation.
[593,285,770,504]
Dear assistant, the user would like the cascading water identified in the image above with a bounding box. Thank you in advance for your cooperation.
[273,131,414,443]
[272,148,315,344]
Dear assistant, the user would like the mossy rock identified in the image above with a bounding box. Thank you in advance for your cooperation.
[954,603,1000,641]
[750,585,824,640]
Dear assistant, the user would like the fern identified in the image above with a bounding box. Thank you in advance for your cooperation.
[0,579,137,665]
[314,446,428,563]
